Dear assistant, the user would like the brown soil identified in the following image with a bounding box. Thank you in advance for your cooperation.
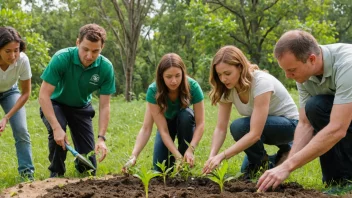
[2,175,350,198]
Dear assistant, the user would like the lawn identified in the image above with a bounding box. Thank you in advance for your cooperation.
[0,89,324,192]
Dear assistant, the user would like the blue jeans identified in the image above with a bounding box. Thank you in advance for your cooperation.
[230,116,297,172]
[153,108,195,171]
[0,86,34,175]
[305,95,352,185]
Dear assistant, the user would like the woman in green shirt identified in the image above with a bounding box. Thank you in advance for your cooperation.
[123,53,205,171]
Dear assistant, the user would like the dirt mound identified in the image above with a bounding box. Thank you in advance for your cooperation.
[1,175,342,198]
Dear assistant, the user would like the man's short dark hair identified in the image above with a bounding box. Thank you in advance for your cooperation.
[274,30,320,63]
[78,24,106,45]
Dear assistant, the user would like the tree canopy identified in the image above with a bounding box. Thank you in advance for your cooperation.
[1,0,350,99]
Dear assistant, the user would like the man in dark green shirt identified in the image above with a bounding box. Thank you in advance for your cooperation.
[39,24,116,177]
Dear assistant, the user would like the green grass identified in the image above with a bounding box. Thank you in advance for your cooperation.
[0,89,324,192]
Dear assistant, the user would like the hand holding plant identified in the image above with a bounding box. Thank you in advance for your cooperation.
[202,153,225,174]
[183,140,196,167]
[122,155,137,173]
[183,149,195,167]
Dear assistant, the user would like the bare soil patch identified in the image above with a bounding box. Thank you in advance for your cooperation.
[3,174,350,198]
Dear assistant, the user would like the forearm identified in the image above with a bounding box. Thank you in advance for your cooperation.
[159,129,182,159]
[5,93,29,119]
[209,128,227,157]
[189,122,204,148]
[285,124,344,172]
[39,97,61,130]
[288,122,314,158]
[132,126,153,157]
[98,104,110,136]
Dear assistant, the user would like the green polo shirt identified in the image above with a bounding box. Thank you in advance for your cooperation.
[297,43,352,107]
[41,47,116,107]
[146,77,204,119]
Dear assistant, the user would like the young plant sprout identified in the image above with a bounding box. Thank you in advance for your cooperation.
[156,160,173,186]
[169,158,184,178]
[179,162,193,181]
[206,160,235,193]
[133,167,161,198]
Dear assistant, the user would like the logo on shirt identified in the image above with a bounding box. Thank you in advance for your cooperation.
[90,74,99,85]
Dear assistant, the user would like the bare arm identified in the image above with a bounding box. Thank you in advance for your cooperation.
[203,92,271,173]
[287,107,314,158]
[258,102,352,191]
[149,102,182,159]
[183,101,205,166]
[223,92,271,159]
[284,103,352,172]
[38,81,67,150]
[122,104,154,171]
[189,101,205,149]
[0,79,31,133]
[131,104,154,158]
[208,102,232,157]
[95,94,111,162]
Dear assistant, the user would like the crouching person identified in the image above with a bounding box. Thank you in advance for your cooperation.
[39,24,116,177]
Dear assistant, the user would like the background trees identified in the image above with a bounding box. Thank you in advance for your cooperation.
[1,0,350,100]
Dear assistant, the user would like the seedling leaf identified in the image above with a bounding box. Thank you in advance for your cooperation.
[206,160,234,193]
[133,166,161,198]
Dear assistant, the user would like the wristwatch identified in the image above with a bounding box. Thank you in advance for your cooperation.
[98,135,106,141]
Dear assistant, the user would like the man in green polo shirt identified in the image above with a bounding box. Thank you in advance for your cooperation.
[257,30,352,194]
[38,24,116,177]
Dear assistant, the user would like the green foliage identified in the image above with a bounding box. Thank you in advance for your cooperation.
[179,162,194,181]
[206,160,235,193]
[183,0,339,89]
[328,0,352,42]
[0,8,51,85]
[156,160,173,185]
[133,167,161,198]
[169,159,194,181]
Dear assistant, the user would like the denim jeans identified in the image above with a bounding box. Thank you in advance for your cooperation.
[305,95,352,185]
[0,86,35,175]
[230,115,297,172]
[153,108,195,171]
[40,100,96,176]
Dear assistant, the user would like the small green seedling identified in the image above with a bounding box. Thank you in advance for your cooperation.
[169,158,183,178]
[156,160,173,186]
[179,162,193,181]
[206,160,235,193]
[169,160,194,181]
[133,167,161,198]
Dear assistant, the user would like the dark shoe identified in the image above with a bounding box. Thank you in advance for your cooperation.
[50,172,64,178]
[241,154,274,180]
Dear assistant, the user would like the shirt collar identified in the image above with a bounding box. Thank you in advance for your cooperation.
[308,45,332,84]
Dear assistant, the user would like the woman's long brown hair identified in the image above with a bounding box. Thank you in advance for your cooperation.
[155,53,191,113]
[209,46,259,105]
